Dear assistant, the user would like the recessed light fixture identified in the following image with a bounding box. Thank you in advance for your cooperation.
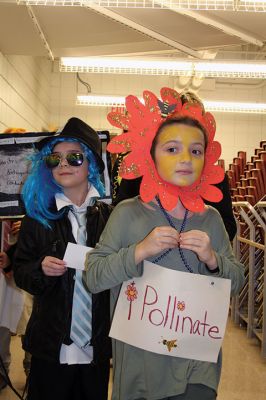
[77,95,266,114]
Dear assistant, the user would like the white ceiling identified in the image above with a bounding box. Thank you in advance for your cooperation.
[0,1,266,62]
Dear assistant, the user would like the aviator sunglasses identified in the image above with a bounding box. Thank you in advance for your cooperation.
[44,152,85,169]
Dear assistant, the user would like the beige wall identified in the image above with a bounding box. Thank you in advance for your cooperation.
[0,53,51,132]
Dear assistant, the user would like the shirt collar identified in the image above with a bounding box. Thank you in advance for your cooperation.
[55,185,100,212]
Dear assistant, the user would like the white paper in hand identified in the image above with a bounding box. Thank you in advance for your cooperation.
[63,242,93,270]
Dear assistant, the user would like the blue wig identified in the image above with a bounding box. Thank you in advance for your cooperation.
[22,137,105,228]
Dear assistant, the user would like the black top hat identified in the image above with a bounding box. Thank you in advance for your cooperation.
[36,117,105,173]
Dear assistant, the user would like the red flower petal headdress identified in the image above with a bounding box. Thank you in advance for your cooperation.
[107,87,224,212]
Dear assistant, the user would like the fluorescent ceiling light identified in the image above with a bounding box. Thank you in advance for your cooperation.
[238,0,266,12]
[19,0,266,12]
[194,62,266,78]
[204,101,266,113]
[61,58,192,76]
[77,95,266,114]
[17,0,266,12]
[61,57,266,79]
[77,95,126,107]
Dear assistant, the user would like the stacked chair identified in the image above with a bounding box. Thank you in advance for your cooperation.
[227,143,265,205]
[224,140,266,358]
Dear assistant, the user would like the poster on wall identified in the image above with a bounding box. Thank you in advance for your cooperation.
[0,131,111,217]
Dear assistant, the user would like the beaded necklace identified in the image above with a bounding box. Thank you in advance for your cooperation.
[153,195,194,274]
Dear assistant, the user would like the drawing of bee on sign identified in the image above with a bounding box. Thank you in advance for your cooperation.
[159,337,178,352]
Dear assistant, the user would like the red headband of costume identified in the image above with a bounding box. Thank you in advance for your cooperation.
[107,87,224,212]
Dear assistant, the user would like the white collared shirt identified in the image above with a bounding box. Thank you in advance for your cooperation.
[55,185,100,365]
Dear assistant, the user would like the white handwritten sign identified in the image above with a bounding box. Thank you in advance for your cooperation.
[110,261,231,363]
[0,149,32,194]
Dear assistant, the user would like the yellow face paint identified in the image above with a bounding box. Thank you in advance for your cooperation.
[154,123,205,187]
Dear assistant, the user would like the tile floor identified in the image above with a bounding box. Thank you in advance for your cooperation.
[0,318,266,400]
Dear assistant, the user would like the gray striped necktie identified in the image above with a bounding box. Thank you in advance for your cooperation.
[70,209,92,349]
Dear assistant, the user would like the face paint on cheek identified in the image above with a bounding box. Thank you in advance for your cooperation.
[178,176,192,187]
[156,156,177,182]
[193,158,205,180]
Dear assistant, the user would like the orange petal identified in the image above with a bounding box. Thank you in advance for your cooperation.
[200,184,223,203]
[160,87,182,109]
[180,193,205,212]
[203,165,224,184]
[107,131,135,153]
[204,112,216,141]
[205,141,221,164]
[107,112,129,130]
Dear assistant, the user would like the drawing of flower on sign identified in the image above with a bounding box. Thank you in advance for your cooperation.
[177,301,185,311]
[125,281,138,320]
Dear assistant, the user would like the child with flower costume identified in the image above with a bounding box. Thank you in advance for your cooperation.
[111,90,237,242]
[86,88,244,400]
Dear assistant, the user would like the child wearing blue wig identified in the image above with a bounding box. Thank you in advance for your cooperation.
[13,117,112,400]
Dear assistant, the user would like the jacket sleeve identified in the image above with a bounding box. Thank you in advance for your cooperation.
[13,217,58,295]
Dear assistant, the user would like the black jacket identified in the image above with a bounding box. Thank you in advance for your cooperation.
[13,200,113,364]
